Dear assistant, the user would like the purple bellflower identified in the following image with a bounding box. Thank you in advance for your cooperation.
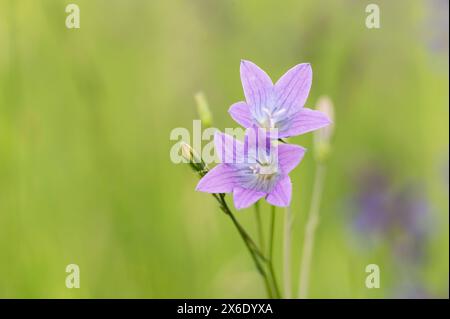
[229,60,331,138]
[196,128,305,209]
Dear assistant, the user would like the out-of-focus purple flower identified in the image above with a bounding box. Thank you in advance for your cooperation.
[425,0,449,55]
[353,169,392,233]
[228,60,331,138]
[352,167,430,264]
[390,185,429,263]
[394,282,434,299]
[196,127,305,209]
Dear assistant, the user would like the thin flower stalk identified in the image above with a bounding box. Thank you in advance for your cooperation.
[297,96,334,298]
[298,164,326,298]
[283,206,293,298]
[268,206,281,298]
[254,201,265,253]
[214,194,273,298]
[183,148,273,297]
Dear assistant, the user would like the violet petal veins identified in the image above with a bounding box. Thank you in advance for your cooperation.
[196,128,306,209]
[228,60,332,138]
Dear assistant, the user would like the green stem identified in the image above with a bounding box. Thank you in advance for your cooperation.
[268,205,281,298]
[283,206,293,298]
[213,194,272,298]
[298,164,326,298]
[254,201,265,253]
[187,156,273,297]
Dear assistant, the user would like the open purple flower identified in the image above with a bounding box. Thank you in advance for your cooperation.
[229,60,331,138]
[196,128,305,209]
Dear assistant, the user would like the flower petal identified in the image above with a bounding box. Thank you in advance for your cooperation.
[274,63,312,113]
[228,101,253,128]
[244,127,271,150]
[214,132,244,164]
[196,164,237,193]
[233,187,266,210]
[266,176,292,207]
[284,108,331,137]
[240,60,273,109]
[277,144,306,174]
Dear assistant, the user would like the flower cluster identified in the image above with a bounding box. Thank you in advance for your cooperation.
[196,60,331,209]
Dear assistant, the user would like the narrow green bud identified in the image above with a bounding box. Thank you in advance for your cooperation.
[314,96,335,163]
[195,92,213,128]
[181,142,209,177]
[181,142,194,162]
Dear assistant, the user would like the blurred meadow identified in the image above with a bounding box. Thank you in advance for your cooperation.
[0,0,448,298]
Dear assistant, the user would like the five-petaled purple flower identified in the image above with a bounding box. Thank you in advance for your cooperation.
[229,60,331,138]
[196,128,305,209]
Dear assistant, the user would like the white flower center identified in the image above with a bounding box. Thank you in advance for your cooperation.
[258,107,287,129]
[242,156,279,192]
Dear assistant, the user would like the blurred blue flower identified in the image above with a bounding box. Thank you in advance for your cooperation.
[394,282,434,299]
[425,0,449,55]
[351,167,430,264]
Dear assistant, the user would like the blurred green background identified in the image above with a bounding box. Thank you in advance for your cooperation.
[0,0,448,298]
